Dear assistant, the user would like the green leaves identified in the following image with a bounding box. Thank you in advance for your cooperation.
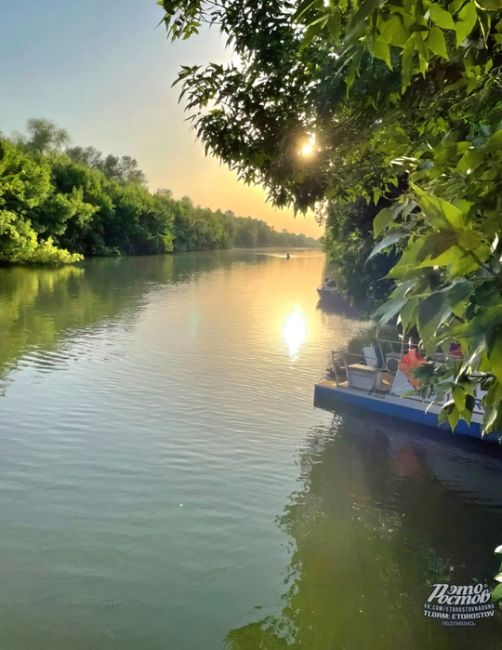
[317,0,501,434]
[429,4,456,30]
[401,36,415,90]
[375,297,408,324]
[487,129,502,152]
[492,544,502,603]
[369,230,408,258]
[294,0,321,22]
[374,173,500,435]
[457,147,484,173]
[412,185,464,229]
[492,583,502,604]
[455,2,478,45]
[327,7,342,41]
[372,40,392,68]
[483,380,502,433]
[417,291,451,348]
[345,0,380,40]
[487,327,502,384]
[452,384,467,412]
[427,26,448,58]
[379,15,408,47]
[373,206,400,237]
[446,401,461,430]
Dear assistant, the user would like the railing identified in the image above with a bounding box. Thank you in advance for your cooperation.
[327,340,486,416]
[376,338,407,366]
[329,350,374,386]
[329,341,419,380]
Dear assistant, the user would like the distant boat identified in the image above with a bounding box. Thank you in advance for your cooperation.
[317,278,337,299]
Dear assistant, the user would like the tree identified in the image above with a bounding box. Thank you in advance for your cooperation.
[159,1,502,433]
[97,154,147,186]
[323,199,397,308]
[0,138,81,264]
[22,118,70,154]
[157,0,424,307]
[297,0,502,434]
[66,145,103,168]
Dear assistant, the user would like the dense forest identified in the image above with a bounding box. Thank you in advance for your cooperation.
[0,119,318,265]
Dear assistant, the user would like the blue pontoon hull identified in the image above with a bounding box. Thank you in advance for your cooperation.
[314,380,500,444]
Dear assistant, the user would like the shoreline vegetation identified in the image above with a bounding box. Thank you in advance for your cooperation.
[0,119,319,267]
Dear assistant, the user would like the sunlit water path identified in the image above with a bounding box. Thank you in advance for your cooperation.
[0,251,500,649]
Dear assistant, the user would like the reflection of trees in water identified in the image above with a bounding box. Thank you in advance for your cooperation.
[0,251,263,382]
[226,418,502,649]
[316,296,360,320]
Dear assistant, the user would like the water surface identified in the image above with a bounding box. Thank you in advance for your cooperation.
[0,250,500,649]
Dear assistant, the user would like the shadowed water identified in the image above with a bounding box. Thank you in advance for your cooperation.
[0,250,500,649]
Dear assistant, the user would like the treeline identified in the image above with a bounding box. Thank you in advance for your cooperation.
[0,119,318,265]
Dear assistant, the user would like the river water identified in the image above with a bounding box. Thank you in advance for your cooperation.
[0,250,500,649]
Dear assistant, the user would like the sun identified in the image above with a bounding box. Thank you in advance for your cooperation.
[298,134,317,159]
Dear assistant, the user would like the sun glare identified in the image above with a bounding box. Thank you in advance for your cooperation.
[283,306,307,358]
[298,134,317,159]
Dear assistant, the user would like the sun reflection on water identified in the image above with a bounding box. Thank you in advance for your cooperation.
[283,306,307,359]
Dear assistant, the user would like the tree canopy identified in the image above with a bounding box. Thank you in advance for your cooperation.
[0,120,318,266]
[159,0,502,434]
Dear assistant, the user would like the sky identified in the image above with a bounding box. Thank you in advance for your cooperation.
[0,0,322,237]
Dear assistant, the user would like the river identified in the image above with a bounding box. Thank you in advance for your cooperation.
[0,250,501,649]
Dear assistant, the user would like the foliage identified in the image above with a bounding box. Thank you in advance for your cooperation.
[300,0,502,435]
[171,197,318,251]
[0,138,81,265]
[159,0,355,209]
[0,121,318,266]
[160,0,502,434]
[493,544,502,605]
[157,0,421,306]
[19,118,70,154]
[67,146,147,185]
[323,199,397,308]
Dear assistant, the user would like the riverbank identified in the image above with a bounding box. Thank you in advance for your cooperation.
[1,122,319,266]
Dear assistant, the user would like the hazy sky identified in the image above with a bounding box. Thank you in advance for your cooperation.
[0,0,322,237]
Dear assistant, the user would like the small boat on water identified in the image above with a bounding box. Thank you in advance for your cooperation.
[314,338,500,444]
[317,278,338,299]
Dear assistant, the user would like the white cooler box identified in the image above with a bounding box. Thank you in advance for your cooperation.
[347,364,378,391]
